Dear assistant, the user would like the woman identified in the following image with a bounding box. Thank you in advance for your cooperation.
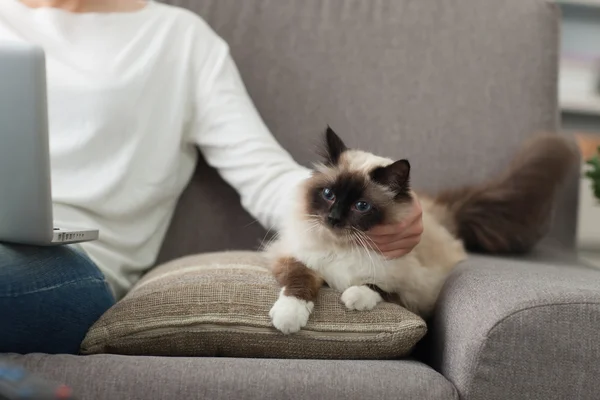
[0,0,423,354]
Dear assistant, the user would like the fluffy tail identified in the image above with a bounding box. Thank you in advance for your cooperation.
[433,135,579,254]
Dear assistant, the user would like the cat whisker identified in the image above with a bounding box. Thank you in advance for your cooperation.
[259,224,289,252]
[354,228,378,253]
[352,228,374,279]
[258,226,274,250]
[359,230,379,253]
[262,234,281,252]
[301,214,321,222]
[299,221,320,237]
[352,227,380,284]
[243,219,260,228]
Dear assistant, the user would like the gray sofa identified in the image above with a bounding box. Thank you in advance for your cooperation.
[8,0,600,399]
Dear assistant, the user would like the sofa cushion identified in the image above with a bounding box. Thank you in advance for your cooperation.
[81,251,426,359]
[7,354,458,400]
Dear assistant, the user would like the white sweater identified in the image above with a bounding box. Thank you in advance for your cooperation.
[0,0,311,298]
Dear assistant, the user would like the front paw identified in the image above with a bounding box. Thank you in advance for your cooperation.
[269,291,314,334]
[341,286,382,311]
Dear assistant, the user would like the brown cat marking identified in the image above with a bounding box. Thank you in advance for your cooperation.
[272,257,324,302]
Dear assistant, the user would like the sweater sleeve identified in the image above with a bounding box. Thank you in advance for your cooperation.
[189,36,311,231]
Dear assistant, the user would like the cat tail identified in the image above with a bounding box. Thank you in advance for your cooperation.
[431,135,579,254]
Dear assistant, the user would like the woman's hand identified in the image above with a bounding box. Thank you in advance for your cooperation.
[367,198,423,259]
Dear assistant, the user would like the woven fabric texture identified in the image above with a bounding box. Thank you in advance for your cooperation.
[81,251,426,359]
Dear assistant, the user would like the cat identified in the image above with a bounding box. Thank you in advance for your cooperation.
[265,126,578,334]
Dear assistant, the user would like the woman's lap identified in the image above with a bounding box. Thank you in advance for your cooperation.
[0,243,115,354]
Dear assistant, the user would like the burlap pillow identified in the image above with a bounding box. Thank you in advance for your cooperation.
[81,251,427,359]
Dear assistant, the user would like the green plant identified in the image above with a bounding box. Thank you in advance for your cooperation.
[586,146,600,202]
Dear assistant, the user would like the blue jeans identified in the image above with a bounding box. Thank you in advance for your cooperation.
[0,243,115,354]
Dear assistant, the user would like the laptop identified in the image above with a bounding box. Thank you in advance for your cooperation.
[0,42,99,245]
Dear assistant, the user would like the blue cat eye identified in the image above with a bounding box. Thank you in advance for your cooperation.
[355,201,372,212]
[322,188,336,201]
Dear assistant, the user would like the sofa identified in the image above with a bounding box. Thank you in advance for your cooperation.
[8,0,600,399]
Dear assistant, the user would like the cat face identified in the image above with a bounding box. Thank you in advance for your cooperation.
[301,127,412,239]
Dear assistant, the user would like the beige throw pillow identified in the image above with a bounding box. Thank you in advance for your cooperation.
[81,251,427,359]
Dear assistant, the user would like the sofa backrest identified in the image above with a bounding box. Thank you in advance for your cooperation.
[156,0,577,264]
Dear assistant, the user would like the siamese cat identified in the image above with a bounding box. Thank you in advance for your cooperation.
[266,127,576,334]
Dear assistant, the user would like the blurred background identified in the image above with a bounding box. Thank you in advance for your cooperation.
[558,0,600,265]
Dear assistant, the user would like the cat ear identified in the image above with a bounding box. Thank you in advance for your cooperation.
[370,159,411,199]
[323,125,348,165]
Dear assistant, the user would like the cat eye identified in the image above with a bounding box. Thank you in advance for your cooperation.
[322,188,336,201]
[355,201,372,212]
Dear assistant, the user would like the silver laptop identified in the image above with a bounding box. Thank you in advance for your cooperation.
[0,42,99,245]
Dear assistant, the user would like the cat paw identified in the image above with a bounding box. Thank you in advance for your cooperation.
[269,291,314,334]
[341,286,383,311]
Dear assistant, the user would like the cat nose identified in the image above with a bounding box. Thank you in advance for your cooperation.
[327,215,342,227]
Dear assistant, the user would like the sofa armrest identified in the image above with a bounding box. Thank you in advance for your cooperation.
[427,248,600,400]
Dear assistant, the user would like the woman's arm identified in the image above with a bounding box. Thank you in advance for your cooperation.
[190,39,311,231]
[190,33,422,252]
